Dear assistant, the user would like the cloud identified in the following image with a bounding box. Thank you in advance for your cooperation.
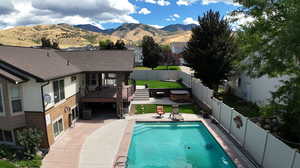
[139,0,171,6]
[138,8,151,15]
[0,0,138,29]
[225,13,255,30]
[183,17,199,25]
[173,14,180,18]
[202,0,240,6]
[176,0,198,6]
[166,14,180,22]
[0,0,15,15]
[149,24,163,29]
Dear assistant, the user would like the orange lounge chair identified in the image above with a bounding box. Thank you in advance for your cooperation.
[156,106,165,118]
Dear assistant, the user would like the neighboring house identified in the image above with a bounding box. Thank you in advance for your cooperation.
[126,45,143,66]
[170,42,187,65]
[229,73,289,105]
[0,46,134,148]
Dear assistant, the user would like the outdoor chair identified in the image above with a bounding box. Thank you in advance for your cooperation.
[156,106,165,118]
[169,105,184,121]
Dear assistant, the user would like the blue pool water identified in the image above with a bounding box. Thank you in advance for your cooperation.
[127,122,236,168]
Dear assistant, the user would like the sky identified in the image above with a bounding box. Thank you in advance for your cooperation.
[0,0,243,30]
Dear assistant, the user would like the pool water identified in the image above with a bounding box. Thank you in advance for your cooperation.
[127,122,236,168]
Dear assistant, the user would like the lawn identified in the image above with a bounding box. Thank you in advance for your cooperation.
[134,66,180,70]
[135,104,198,114]
[136,80,186,89]
[215,93,260,118]
[0,160,16,168]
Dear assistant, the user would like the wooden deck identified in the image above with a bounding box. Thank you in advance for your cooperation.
[80,85,134,103]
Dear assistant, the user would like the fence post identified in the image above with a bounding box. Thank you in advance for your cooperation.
[229,108,234,134]
[289,150,297,168]
[242,118,249,147]
[219,101,222,123]
[261,132,270,166]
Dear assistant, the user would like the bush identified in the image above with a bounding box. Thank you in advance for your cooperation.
[0,145,18,161]
[15,155,42,168]
[16,128,43,159]
[0,160,16,168]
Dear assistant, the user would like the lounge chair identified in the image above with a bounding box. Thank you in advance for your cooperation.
[156,106,165,118]
[169,105,184,121]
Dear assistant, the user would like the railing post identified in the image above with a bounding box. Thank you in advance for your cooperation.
[289,150,297,168]
[242,118,249,148]
[219,101,222,123]
[261,132,270,166]
[229,108,234,134]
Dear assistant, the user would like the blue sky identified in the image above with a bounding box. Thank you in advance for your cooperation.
[0,0,240,30]
[103,0,239,29]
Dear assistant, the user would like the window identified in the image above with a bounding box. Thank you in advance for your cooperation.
[87,73,97,85]
[0,86,4,115]
[10,85,22,113]
[0,129,14,143]
[53,79,65,103]
[53,118,63,137]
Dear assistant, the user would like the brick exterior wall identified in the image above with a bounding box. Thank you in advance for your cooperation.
[45,94,78,146]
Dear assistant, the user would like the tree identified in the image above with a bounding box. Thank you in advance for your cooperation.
[183,10,237,91]
[99,39,114,49]
[41,37,60,49]
[234,0,300,142]
[115,40,126,50]
[142,36,161,69]
[161,45,176,69]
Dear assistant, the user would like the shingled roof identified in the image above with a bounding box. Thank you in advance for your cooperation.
[0,46,134,81]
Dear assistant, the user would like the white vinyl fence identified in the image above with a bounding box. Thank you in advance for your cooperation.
[131,70,300,168]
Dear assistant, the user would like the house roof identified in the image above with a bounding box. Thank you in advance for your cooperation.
[0,46,134,81]
[0,68,27,84]
[57,50,134,72]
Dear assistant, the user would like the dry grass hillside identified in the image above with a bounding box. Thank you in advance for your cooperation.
[0,24,191,48]
[0,24,120,48]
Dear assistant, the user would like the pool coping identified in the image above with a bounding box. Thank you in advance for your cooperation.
[114,118,256,168]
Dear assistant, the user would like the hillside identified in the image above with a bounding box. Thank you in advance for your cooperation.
[0,24,120,48]
[0,23,192,48]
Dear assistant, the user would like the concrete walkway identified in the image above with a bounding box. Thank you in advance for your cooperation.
[79,120,128,168]
[179,66,194,74]
[42,116,116,168]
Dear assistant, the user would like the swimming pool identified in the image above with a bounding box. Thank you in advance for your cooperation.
[127,122,236,168]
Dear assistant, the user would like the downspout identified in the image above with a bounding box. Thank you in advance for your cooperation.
[41,81,50,149]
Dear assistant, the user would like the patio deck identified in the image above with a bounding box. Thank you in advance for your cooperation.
[80,85,134,103]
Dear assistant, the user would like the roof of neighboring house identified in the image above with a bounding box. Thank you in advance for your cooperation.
[0,68,27,84]
[57,50,134,72]
[0,46,134,81]
[170,42,187,48]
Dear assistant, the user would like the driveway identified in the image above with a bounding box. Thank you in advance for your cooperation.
[42,114,117,168]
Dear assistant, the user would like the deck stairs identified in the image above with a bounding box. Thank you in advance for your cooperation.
[133,88,150,101]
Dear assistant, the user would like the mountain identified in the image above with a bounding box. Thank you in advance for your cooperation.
[0,23,192,48]
[108,23,191,44]
[161,24,197,32]
[74,24,103,33]
[0,24,121,48]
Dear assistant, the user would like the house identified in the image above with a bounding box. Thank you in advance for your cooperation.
[0,46,134,148]
[170,42,187,65]
[229,72,289,105]
[126,45,143,66]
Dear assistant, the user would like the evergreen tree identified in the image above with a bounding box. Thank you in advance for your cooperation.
[142,36,161,69]
[183,10,237,91]
[115,40,126,50]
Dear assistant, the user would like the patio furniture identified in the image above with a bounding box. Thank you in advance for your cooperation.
[156,106,165,118]
[170,90,191,103]
[169,105,184,121]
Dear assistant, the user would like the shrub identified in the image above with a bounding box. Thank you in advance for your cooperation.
[16,128,43,159]
[0,145,18,161]
[15,155,42,168]
[0,160,16,168]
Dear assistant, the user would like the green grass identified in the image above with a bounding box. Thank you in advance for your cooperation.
[135,104,198,114]
[215,93,260,118]
[136,80,186,89]
[134,66,180,70]
[0,160,16,168]
[15,155,42,168]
